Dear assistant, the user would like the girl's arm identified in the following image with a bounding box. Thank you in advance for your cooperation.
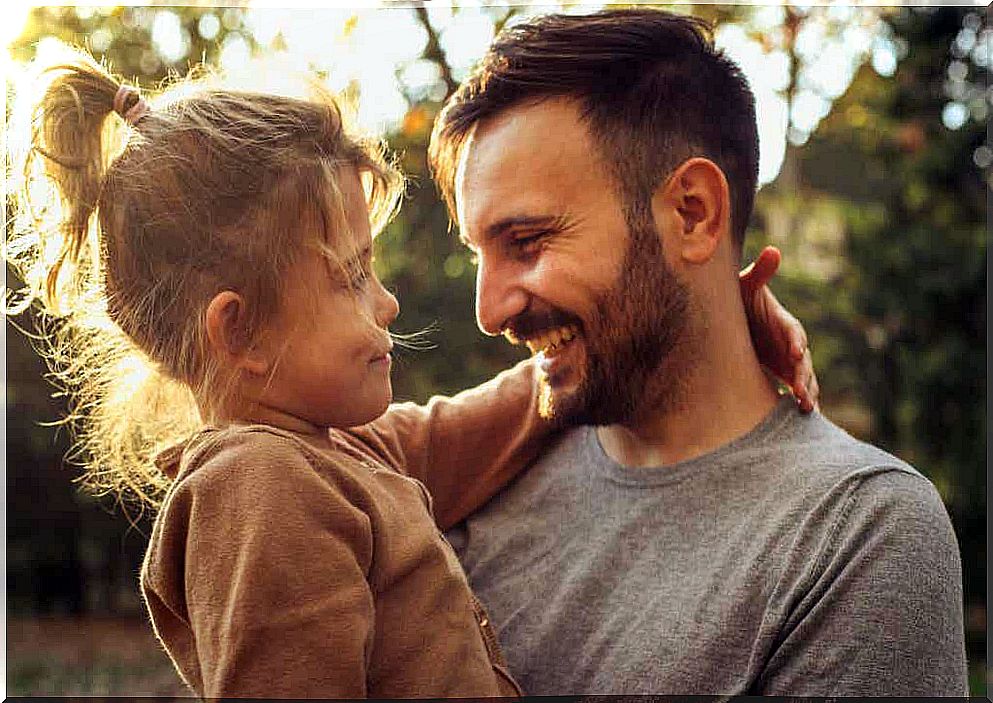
[143,431,375,698]
[740,246,819,411]
[342,359,551,531]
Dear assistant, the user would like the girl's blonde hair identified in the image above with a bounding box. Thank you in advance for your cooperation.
[6,44,403,508]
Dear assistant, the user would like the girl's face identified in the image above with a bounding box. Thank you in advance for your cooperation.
[252,167,399,431]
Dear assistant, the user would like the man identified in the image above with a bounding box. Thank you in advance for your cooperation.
[428,8,968,696]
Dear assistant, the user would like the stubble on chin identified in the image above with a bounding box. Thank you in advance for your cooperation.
[536,221,691,428]
[538,376,555,420]
[535,362,594,426]
[536,359,583,422]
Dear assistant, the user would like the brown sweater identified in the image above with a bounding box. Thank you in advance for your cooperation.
[142,360,549,698]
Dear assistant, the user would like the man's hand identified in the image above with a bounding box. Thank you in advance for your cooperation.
[739,246,819,412]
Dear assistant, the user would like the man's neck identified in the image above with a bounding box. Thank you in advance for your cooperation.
[595,317,781,469]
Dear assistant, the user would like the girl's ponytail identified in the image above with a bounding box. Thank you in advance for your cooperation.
[7,47,179,509]
[19,51,133,313]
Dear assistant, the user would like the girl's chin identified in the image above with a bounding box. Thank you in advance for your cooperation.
[285,382,393,430]
[372,393,392,419]
[348,392,392,427]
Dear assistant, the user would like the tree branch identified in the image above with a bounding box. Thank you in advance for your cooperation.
[492,6,519,36]
[413,5,458,100]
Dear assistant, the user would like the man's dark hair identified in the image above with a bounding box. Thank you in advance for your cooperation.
[428,8,760,251]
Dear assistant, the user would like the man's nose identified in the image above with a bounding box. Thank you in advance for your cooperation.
[475,257,528,337]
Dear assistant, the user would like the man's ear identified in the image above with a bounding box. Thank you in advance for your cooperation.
[204,291,270,376]
[653,157,730,265]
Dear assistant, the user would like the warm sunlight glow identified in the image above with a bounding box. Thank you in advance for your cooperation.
[0,3,31,50]
[3,4,892,188]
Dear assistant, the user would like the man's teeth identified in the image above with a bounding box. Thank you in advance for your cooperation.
[524,325,579,355]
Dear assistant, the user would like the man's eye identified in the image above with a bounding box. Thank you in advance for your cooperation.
[511,232,546,253]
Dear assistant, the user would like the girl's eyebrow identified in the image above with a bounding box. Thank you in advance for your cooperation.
[343,243,373,268]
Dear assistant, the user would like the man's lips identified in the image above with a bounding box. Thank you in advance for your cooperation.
[523,324,583,383]
[522,324,580,356]
[504,308,579,346]
[504,312,584,380]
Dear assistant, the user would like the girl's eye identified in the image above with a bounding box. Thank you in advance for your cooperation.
[349,266,371,288]
[339,258,372,290]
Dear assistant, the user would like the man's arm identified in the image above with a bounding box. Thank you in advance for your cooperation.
[758,468,968,696]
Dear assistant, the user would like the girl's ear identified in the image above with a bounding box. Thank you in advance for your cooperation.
[204,291,270,376]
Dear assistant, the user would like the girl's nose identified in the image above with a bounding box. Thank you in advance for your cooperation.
[376,278,399,328]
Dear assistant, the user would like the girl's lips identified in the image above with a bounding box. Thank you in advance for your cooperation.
[370,352,392,366]
[369,342,394,364]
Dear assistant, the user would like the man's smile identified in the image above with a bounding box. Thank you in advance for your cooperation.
[523,323,580,356]
[518,323,586,386]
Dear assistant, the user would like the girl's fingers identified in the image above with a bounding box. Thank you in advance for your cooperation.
[790,318,808,361]
[737,245,818,413]
[808,365,821,413]
[793,346,819,413]
[739,246,781,293]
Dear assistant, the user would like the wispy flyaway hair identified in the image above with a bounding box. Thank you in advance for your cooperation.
[5,43,404,507]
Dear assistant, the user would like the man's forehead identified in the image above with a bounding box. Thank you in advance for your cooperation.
[453,121,481,234]
[458,101,583,173]
[454,100,592,243]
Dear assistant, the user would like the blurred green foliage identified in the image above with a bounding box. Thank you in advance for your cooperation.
[5,3,987,695]
[7,5,258,86]
[820,10,987,664]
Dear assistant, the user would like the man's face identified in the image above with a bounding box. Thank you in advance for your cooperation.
[455,99,689,425]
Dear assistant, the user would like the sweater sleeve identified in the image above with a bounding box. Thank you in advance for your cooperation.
[341,359,555,530]
[758,468,969,696]
[154,431,376,698]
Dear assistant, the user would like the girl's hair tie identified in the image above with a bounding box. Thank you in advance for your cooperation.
[113,84,149,125]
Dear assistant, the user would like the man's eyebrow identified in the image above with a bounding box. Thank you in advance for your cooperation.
[460,215,567,248]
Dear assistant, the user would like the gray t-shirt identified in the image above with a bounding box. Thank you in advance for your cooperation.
[446,396,968,696]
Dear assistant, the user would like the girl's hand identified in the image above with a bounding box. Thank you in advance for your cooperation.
[739,246,819,413]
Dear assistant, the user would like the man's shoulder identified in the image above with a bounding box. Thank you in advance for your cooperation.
[753,416,967,698]
[755,408,953,537]
[748,409,960,604]
[768,406,924,486]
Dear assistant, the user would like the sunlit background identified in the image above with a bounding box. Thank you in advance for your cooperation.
[3,2,988,697]
[9,3,982,182]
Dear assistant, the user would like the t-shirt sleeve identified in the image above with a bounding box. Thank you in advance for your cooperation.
[342,359,555,529]
[758,468,969,696]
[155,432,375,698]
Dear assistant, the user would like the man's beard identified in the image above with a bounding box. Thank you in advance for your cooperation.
[537,217,690,426]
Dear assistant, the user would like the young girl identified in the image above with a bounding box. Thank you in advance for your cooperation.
[7,45,815,698]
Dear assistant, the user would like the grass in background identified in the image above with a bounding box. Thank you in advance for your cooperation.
[7,615,986,695]
[8,616,188,696]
